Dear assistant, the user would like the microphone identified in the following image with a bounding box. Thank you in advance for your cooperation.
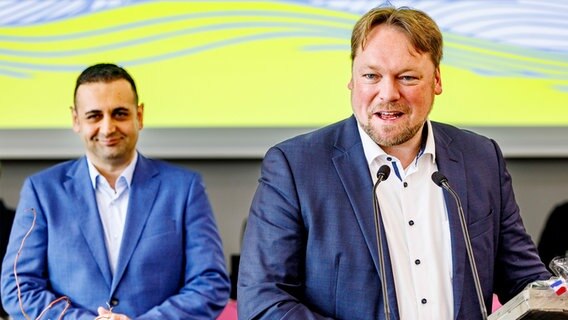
[431,172,488,320]
[372,165,392,319]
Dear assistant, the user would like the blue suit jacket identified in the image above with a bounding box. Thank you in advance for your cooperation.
[1,154,230,319]
[238,116,550,320]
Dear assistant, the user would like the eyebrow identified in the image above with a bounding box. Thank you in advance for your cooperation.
[82,106,130,114]
[83,109,102,115]
[112,107,130,112]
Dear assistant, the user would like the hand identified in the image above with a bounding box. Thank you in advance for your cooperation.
[95,306,131,320]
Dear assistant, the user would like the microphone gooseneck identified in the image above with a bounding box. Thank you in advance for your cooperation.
[431,171,488,320]
[372,164,391,319]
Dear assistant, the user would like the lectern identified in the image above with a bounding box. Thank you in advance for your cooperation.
[489,287,568,319]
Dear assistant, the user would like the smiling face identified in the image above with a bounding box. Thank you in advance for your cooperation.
[72,79,144,169]
[348,24,442,150]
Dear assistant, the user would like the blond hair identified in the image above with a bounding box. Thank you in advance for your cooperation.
[350,6,443,68]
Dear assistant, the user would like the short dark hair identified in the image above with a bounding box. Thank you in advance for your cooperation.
[74,63,138,105]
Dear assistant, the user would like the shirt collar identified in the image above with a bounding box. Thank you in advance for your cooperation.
[86,151,138,189]
[357,119,436,167]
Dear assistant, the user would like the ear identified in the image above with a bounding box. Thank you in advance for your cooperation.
[434,68,442,95]
[137,103,144,130]
[347,78,354,90]
[71,106,80,133]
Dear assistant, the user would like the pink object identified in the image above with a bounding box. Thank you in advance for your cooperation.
[492,294,502,313]
[217,299,237,320]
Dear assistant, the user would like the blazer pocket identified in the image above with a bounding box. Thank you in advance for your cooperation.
[141,219,177,239]
[468,209,494,239]
[335,257,380,320]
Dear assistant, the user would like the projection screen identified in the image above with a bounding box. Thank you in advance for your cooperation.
[1,0,567,158]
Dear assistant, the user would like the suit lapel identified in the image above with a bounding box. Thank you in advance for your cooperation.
[65,157,113,288]
[111,155,160,291]
[332,117,399,315]
[332,119,378,271]
[433,123,469,319]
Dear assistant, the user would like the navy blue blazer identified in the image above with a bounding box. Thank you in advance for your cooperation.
[238,116,550,320]
[1,154,230,319]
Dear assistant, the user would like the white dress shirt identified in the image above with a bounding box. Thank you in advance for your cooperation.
[87,153,137,275]
[358,120,454,320]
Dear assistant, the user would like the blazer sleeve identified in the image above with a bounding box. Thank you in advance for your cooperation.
[490,140,551,302]
[1,178,98,320]
[136,174,230,320]
[237,147,334,320]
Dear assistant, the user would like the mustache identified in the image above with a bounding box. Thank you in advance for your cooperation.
[369,102,408,114]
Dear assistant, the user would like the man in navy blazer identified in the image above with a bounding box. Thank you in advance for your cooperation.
[238,5,550,320]
[1,64,230,319]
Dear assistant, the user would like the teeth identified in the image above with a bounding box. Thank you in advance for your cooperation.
[377,111,402,120]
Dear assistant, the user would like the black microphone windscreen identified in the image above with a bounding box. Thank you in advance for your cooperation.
[431,171,447,187]
[377,165,391,180]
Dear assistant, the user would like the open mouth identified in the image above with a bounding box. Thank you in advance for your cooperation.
[377,111,404,120]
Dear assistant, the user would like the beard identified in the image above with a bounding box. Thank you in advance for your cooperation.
[362,103,425,147]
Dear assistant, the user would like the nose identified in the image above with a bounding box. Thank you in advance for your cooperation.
[377,78,400,102]
[99,116,116,136]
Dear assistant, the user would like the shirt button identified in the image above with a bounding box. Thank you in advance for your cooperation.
[110,298,119,306]
[403,182,408,188]
[386,157,392,161]
[408,220,414,226]
[415,259,421,265]
[421,298,427,304]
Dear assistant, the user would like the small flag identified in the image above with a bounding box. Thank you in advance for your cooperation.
[550,278,567,296]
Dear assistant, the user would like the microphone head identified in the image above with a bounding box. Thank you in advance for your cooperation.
[377,165,391,180]
[431,171,448,187]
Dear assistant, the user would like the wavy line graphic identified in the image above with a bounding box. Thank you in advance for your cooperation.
[0,1,566,127]
[0,1,566,82]
[0,5,354,76]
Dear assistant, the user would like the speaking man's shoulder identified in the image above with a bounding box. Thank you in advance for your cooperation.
[273,116,358,152]
[431,121,498,149]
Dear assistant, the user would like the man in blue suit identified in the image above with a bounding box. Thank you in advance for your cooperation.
[1,63,230,319]
[237,5,550,320]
